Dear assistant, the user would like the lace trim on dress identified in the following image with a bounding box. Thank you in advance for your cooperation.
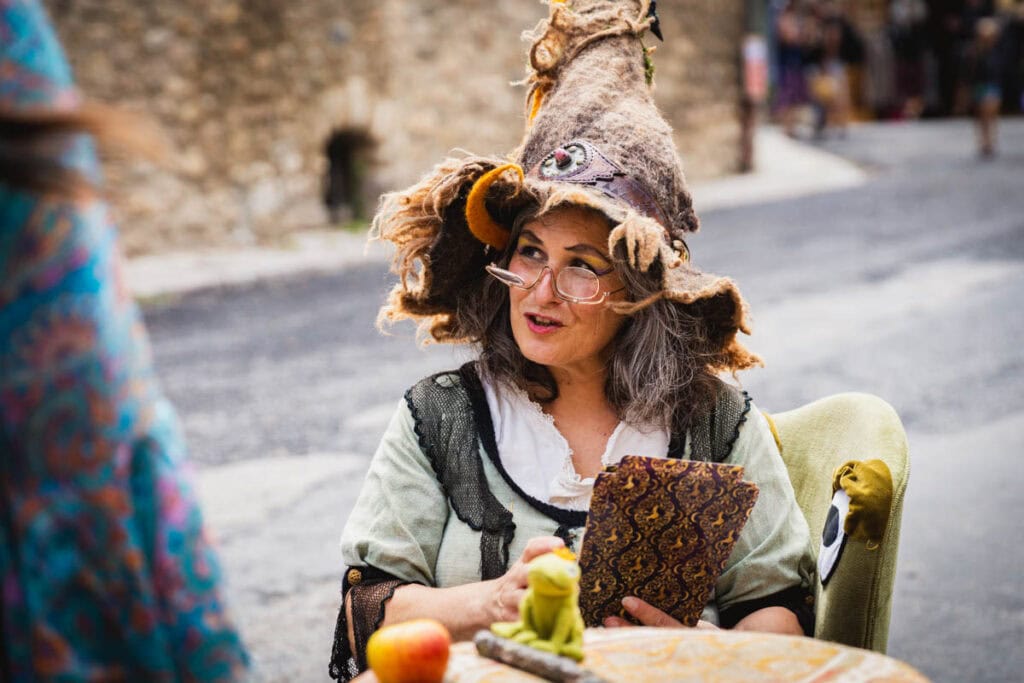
[551,421,630,509]
[497,381,614,509]
[484,375,669,511]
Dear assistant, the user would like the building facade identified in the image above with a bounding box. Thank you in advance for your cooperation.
[47,0,746,254]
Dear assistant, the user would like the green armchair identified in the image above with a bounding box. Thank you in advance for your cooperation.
[768,393,910,653]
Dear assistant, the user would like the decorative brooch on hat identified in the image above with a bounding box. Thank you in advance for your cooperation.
[530,140,671,231]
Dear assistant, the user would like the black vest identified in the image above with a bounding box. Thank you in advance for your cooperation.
[404,362,751,581]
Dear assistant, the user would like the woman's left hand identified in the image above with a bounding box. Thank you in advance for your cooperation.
[603,597,719,630]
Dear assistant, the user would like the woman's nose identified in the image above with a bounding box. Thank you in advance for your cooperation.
[531,267,560,303]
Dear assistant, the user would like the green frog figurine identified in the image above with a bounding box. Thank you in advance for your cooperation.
[491,547,585,661]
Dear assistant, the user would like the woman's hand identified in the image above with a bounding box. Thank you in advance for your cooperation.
[487,536,565,622]
[380,536,566,641]
[603,597,719,630]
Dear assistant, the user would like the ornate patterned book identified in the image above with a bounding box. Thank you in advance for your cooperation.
[577,456,759,627]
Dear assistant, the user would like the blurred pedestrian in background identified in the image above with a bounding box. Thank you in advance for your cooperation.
[0,1,248,680]
[768,0,1024,128]
[1003,2,1024,113]
[890,0,930,119]
[773,1,810,137]
[965,16,1006,156]
[806,12,855,138]
[770,1,863,139]
[954,0,998,112]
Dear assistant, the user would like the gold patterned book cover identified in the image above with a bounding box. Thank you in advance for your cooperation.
[577,456,759,627]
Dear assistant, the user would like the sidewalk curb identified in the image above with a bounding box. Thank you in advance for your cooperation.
[126,230,390,301]
[127,127,868,301]
[690,127,867,212]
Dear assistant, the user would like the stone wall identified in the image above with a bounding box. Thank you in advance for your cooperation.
[46,0,745,254]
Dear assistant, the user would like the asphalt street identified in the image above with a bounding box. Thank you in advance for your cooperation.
[143,119,1024,682]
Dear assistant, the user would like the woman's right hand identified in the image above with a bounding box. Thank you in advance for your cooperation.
[379,536,567,641]
[603,596,719,630]
[487,536,565,622]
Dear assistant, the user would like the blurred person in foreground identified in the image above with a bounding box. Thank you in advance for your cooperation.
[0,1,248,680]
[966,17,1006,157]
[330,0,814,680]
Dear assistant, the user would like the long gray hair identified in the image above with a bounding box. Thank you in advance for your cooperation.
[459,206,723,436]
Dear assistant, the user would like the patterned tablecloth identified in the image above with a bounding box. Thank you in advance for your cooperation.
[444,627,929,682]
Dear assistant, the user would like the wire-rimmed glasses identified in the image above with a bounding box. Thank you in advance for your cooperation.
[485,260,624,305]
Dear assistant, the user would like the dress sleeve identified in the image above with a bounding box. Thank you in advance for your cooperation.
[340,397,449,586]
[331,399,454,679]
[714,403,815,629]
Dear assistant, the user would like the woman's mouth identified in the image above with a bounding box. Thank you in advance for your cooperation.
[525,313,563,334]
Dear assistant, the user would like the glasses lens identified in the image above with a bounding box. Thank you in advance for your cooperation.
[557,267,600,300]
[508,256,543,285]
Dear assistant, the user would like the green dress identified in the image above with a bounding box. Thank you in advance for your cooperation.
[341,378,814,624]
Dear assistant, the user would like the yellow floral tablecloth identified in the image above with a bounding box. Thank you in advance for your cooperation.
[444,627,929,682]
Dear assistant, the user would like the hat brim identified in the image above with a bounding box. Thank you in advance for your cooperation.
[374,154,760,370]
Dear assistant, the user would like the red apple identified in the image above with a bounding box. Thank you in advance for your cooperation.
[366,618,451,683]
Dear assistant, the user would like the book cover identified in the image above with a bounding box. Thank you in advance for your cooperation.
[577,456,759,627]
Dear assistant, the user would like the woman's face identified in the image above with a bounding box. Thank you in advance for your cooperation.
[507,205,628,379]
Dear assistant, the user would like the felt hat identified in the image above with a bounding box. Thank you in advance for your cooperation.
[374,0,758,370]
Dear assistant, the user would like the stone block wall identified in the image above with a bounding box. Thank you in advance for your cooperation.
[46,0,744,254]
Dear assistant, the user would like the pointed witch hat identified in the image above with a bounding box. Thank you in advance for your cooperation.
[373,0,759,371]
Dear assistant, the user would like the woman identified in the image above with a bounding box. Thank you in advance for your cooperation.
[330,1,813,679]
[967,17,1005,158]
[0,1,248,679]
[774,1,810,137]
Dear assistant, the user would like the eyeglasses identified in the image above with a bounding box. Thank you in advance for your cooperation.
[485,257,625,305]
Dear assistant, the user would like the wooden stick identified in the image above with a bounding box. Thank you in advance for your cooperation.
[473,631,610,683]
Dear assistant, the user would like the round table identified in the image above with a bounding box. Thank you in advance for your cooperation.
[443,627,928,682]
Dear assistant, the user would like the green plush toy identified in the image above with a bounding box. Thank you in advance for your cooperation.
[491,548,585,661]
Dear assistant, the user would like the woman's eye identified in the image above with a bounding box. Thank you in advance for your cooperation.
[517,245,545,261]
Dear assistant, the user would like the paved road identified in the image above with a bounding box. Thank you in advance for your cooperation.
[144,119,1024,682]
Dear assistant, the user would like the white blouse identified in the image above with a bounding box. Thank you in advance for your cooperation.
[482,376,670,511]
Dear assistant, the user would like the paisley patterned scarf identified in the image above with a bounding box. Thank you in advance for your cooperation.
[0,1,248,680]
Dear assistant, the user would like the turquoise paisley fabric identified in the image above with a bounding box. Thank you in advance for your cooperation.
[0,1,248,680]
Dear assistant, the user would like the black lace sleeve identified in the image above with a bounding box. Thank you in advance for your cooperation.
[328,566,414,681]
